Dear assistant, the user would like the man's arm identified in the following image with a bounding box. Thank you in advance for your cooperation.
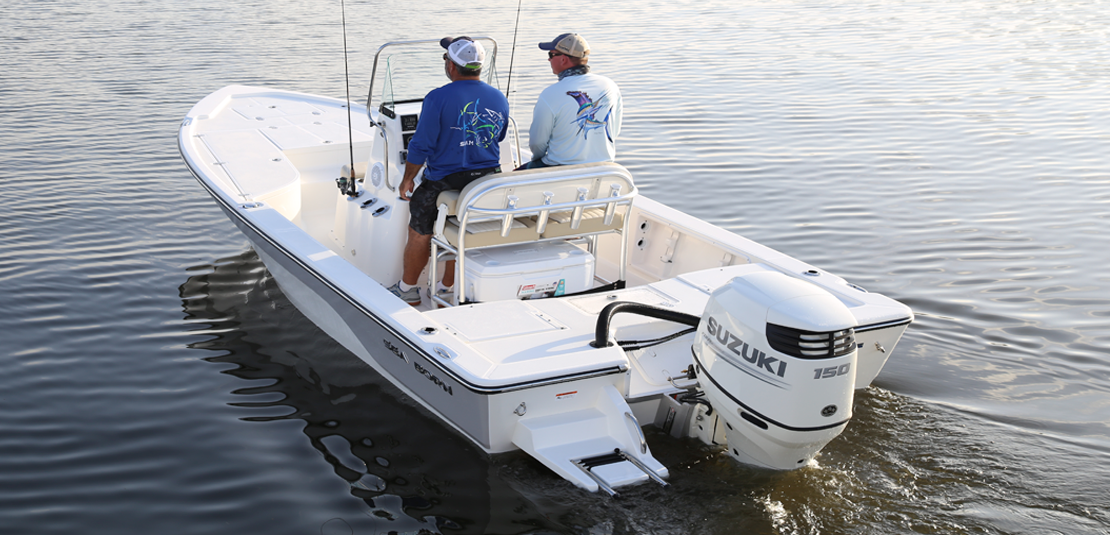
[608,85,623,140]
[402,89,440,199]
[529,96,554,161]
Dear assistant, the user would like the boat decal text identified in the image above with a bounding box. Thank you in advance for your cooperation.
[814,364,851,380]
[383,339,406,362]
[414,362,454,396]
[705,316,787,378]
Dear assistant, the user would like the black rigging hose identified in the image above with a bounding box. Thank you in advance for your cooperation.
[677,390,712,415]
[617,327,696,351]
[591,302,701,348]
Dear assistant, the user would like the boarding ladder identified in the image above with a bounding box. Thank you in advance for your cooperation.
[511,384,669,496]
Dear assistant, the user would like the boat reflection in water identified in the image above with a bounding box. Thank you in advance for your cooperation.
[177,250,946,535]
[179,250,560,535]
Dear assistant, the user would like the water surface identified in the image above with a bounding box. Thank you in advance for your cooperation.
[2,0,1109,533]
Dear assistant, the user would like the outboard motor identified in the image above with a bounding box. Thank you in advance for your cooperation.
[692,270,858,470]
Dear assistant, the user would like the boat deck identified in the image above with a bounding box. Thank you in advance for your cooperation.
[185,86,376,203]
[421,264,769,394]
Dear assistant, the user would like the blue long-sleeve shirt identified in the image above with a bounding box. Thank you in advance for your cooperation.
[406,80,509,181]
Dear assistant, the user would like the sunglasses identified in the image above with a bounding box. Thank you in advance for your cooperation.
[547,51,565,60]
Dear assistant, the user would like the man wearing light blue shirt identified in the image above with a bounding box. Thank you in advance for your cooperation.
[520,33,623,169]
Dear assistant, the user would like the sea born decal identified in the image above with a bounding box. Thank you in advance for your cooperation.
[414,361,454,396]
[383,339,406,362]
[705,316,787,378]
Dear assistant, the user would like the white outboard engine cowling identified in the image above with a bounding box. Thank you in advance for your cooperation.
[693,270,859,470]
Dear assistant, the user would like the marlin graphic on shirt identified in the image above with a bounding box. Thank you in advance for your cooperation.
[566,91,613,142]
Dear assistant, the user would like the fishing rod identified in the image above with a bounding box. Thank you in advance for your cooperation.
[338,0,358,197]
[504,0,523,112]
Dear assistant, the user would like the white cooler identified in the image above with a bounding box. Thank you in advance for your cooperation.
[462,241,595,302]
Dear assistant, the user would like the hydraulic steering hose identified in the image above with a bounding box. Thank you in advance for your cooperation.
[591,302,701,348]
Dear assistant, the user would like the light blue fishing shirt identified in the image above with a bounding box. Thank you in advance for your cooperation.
[529,72,623,166]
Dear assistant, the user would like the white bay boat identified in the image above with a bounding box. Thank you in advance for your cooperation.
[178,37,912,495]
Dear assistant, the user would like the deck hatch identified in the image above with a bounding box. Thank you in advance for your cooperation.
[440,303,563,343]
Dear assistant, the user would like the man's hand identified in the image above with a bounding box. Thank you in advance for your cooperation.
[398,162,422,201]
[399,176,415,201]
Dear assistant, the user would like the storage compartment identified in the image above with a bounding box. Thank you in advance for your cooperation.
[464,241,595,302]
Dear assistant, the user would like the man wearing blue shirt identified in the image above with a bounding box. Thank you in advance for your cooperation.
[388,36,509,306]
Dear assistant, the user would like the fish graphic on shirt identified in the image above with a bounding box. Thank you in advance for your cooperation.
[566,91,613,142]
[453,99,504,148]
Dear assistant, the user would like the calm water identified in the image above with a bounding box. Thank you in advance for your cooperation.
[3,0,1109,533]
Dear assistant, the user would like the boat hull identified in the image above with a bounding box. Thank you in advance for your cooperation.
[208,192,634,453]
[179,82,913,490]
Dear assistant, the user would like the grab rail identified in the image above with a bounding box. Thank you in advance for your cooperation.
[624,412,647,454]
[430,163,637,306]
[507,115,523,169]
[454,194,635,305]
[365,37,500,121]
[362,37,502,193]
[457,192,636,224]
